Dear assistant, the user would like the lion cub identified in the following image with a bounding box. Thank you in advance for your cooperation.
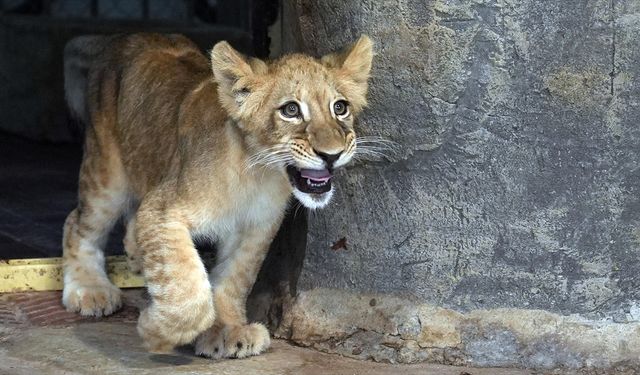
[61,33,373,358]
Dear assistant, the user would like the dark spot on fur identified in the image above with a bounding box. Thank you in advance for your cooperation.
[236,342,243,349]
[113,67,122,103]
[93,69,105,114]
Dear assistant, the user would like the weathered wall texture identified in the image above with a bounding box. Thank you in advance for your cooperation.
[275,0,640,369]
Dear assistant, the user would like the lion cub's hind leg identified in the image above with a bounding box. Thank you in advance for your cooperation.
[62,132,128,317]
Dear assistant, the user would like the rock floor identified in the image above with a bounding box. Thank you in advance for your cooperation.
[1,322,538,375]
[0,290,539,375]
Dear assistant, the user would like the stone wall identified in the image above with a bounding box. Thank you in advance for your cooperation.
[272,0,640,370]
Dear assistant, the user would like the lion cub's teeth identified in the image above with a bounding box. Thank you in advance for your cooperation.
[307,178,328,187]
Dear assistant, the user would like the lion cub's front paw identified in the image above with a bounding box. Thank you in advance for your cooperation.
[137,299,215,353]
[195,323,271,359]
[62,280,122,317]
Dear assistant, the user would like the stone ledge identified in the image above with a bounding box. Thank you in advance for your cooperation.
[275,288,640,371]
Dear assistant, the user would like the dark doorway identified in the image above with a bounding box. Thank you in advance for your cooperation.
[0,0,279,259]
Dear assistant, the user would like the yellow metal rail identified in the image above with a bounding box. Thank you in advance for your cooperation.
[0,256,145,293]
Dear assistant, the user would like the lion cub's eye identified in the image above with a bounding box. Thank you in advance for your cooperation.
[280,102,301,118]
[333,100,349,117]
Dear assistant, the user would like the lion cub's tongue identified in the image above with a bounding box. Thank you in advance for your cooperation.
[300,168,332,182]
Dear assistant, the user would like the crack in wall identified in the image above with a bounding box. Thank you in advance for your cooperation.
[610,0,617,96]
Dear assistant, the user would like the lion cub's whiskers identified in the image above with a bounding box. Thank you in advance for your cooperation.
[244,145,293,172]
[354,136,397,161]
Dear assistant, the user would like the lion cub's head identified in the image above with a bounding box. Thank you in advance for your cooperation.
[210,36,373,209]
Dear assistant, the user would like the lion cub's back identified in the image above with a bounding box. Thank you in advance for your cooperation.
[117,34,212,195]
[65,33,207,126]
[108,33,211,134]
[65,33,213,196]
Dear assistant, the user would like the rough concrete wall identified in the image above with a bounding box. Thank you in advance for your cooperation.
[276,0,640,369]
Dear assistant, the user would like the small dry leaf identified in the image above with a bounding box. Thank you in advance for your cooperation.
[331,237,347,251]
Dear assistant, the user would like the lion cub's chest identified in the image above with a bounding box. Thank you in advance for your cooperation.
[193,173,290,239]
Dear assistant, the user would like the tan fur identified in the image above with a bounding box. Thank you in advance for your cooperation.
[62,33,373,358]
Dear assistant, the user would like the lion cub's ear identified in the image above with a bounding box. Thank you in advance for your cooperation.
[322,35,373,83]
[321,35,374,110]
[210,41,266,118]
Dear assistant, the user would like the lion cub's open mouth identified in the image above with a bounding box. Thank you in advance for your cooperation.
[286,165,333,194]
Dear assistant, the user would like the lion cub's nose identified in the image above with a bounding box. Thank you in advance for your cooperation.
[315,150,342,169]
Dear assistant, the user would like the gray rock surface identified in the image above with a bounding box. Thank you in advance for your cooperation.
[272,0,640,368]
[284,0,640,319]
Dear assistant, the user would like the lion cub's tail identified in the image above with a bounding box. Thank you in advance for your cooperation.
[63,35,112,127]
